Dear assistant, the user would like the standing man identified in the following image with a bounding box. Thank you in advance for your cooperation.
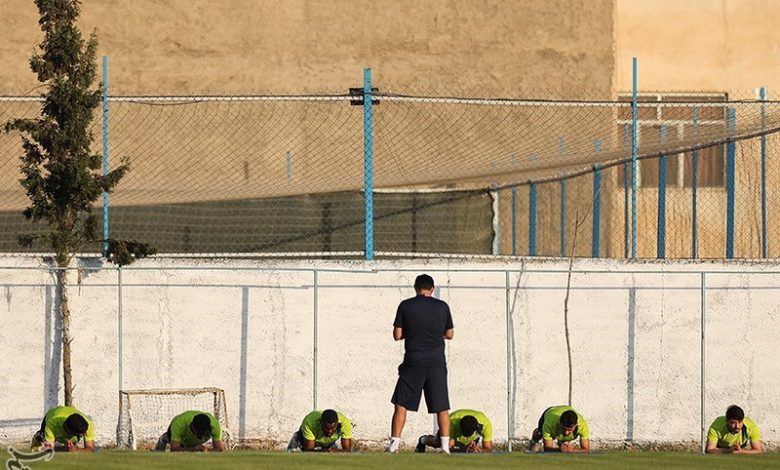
[705,405,763,454]
[387,274,454,453]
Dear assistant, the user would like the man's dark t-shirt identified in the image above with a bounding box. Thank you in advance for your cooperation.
[393,295,454,367]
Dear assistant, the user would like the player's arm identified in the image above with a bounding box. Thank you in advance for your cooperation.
[62,438,94,453]
[211,439,225,451]
[542,438,559,452]
[734,440,763,454]
[704,440,731,454]
[561,438,589,453]
[443,328,453,340]
[75,440,96,453]
[331,437,352,452]
[480,440,493,452]
[170,441,207,452]
[302,439,318,451]
[393,326,404,341]
[704,426,735,454]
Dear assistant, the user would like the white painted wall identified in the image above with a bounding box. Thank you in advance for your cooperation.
[1,257,779,449]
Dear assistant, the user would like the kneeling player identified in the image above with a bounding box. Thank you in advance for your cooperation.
[287,409,353,452]
[705,405,762,454]
[31,406,95,452]
[529,405,590,453]
[416,409,493,453]
[154,410,224,452]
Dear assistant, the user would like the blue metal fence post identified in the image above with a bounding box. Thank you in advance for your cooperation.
[760,87,767,258]
[560,180,566,257]
[657,125,668,258]
[363,68,375,260]
[511,185,517,256]
[102,55,110,256]
[624,124,631,257]
[592,139,603,257]
[592,165,602,258]
[726,107,736,259]
[631,57,639,258]
[692,108,699,258]
[529,183,537,256]
[492,185,500,255]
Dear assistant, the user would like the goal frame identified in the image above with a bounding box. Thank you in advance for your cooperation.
[117,387,231,450]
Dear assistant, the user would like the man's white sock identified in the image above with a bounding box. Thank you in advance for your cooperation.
[387,436,401,452]
[440,436,450,453]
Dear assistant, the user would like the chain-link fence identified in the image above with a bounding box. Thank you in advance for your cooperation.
[2,87,779,258]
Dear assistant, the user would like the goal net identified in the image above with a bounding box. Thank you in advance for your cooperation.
[117,387,231,449]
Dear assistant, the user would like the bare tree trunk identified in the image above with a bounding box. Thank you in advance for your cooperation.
[563,217,579,407]
[56,266,73,406]
[563,202,596,407]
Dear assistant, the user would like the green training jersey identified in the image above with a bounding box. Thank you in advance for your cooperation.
[42,406,95,445]
[707,416,760,449]
[299,410,353,447]
[169,410,222,448]
[449,409,493,447]
[541,406,590,443]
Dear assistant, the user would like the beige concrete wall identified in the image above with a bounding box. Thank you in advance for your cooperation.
[616,0,780,93]
[1,257,779,448]
[0,0,619,254]
[2,0,616,95]
[614,0,780,258]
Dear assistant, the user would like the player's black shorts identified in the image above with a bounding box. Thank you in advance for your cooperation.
[537,407,552,433]
[391,364,449,413]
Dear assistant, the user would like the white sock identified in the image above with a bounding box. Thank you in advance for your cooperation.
[388,436,401,452]
[439,436,450,453]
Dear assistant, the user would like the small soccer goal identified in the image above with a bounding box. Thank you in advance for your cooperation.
[117,387,232,450]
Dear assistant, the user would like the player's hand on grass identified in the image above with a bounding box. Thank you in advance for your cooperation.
[559,442,573,453]
[66,441,75,452]
[466,441,481,453]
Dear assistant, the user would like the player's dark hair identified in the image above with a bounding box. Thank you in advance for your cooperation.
[321,409,339,425]
[191,414,212,437]
[460,415,479,437]
[560,410,578,428]
[64,414,88,436]
[726,405,745,421]
[414,274,435,290]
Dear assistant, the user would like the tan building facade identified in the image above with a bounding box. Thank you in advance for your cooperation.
[613,0,780,258]
[1,0,776,258]
[1,0,616,95]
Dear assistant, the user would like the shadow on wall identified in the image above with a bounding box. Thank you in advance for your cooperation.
[0,418,41,440]
[44,284,61,411]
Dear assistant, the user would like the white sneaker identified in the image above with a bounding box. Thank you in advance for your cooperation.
[385,438,401,453]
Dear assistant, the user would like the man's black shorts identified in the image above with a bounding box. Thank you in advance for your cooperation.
[391,364,449,413]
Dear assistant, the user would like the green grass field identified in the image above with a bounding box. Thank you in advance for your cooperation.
[13,451,780,470]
